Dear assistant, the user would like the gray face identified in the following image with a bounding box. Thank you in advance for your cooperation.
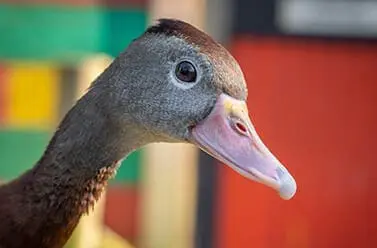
[91,19,296,200]
[103,21,247,142]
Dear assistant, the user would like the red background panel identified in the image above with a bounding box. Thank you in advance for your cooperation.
[215,37,377,248]
[104,185,139,244]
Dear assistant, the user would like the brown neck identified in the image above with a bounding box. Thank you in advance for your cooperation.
[0,92,143,248]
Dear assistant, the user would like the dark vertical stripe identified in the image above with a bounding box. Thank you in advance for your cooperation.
[233,0,276,35]
[205,0,234,44]
[195,151,219,248]
[103,0,148,8]
[59,67,78,119]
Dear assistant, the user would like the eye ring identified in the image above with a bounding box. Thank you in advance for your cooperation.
[175,61,197,83]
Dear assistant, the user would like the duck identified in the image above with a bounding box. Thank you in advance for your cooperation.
[0,19,296,248]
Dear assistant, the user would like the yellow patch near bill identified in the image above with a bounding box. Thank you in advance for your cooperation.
[6,63,60,128]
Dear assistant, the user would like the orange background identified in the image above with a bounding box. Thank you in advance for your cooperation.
[0,64,5,124]
[216,37,377,248]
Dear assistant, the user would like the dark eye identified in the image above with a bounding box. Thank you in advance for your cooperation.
[175,61,197,83]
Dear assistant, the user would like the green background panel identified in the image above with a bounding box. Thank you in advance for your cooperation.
[103,8,147,57]
[113,150,141,184]
[0,130,49,179]
[0,5,102,61]
[0,4,147,61]
[0,130,141,183]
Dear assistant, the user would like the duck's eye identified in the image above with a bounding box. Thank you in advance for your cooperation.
[175,61,197,83]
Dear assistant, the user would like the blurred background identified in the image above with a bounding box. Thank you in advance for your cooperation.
[0,0,376,247]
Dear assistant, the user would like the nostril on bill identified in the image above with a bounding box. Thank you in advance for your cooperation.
[233,120,249,136]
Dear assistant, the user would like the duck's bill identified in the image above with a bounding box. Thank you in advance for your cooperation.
[191,93,296,200]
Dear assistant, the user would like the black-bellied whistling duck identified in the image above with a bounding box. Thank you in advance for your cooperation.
[0,19,296,248]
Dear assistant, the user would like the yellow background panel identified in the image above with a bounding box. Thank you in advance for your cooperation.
[6,63,60,128]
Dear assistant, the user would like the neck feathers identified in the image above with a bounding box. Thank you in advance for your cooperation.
[0,91,128,248]
[0,161,119,248]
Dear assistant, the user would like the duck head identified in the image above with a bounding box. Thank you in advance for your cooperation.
[96,19,296,200]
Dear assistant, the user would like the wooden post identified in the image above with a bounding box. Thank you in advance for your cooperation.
[64,54,113,248]
[139,2,206,248]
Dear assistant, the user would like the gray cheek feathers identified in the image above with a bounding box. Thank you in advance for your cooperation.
[91,18,248,141]
[145,18,248,101]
